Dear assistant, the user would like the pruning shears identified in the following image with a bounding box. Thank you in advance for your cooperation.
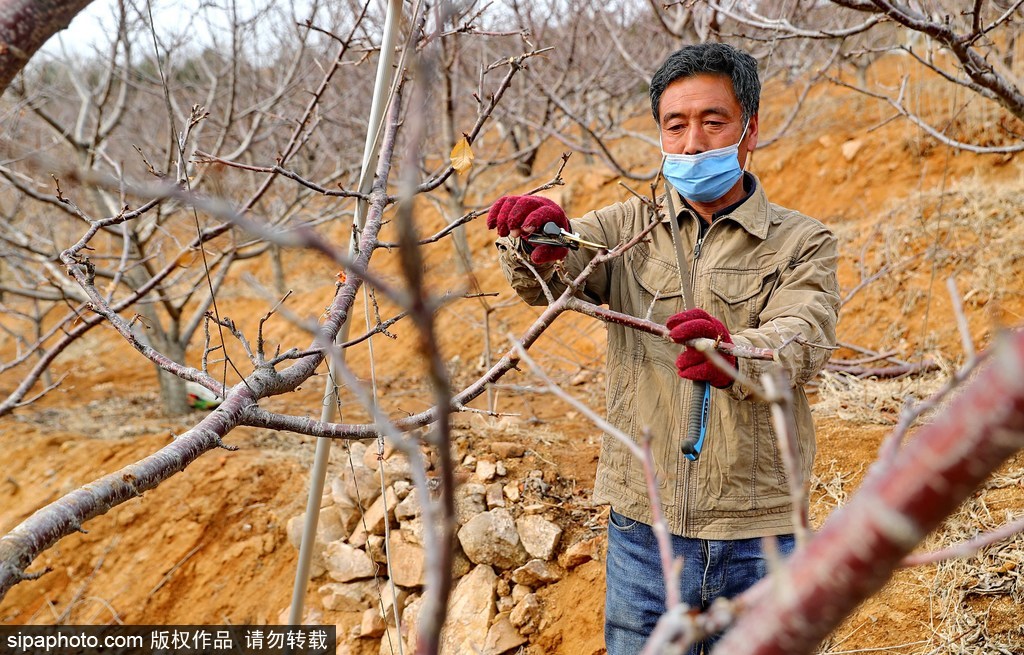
[527,221,607,251]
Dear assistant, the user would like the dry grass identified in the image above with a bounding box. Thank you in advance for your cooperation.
[912,464,1024,654]
[834,177,1024,359]
[813,461,1024,655]
[812,366,1024,654]
[808,458,857,530]
[813,369,951,426]
[813,174,1024,652]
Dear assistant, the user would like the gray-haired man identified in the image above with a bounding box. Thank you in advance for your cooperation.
[489,43,840,653]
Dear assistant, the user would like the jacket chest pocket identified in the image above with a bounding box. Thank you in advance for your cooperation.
[706,266,780,330]
[625,244,685,325]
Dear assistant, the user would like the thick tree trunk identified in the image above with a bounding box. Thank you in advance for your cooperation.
[0,0,96,93]
[131,307,189,417]
[155,340,188,416]
[712,330,1024,654]
[271,243,287,296]
[446,193,473,276]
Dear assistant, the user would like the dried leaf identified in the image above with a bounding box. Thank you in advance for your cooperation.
[450,136,474,175]
[176,251,197,268]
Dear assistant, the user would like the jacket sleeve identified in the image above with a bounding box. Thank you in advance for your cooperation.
[727,222,841,400]
[494,201,629,307]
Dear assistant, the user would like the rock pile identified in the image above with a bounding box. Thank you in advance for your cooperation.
[285,439,601,654]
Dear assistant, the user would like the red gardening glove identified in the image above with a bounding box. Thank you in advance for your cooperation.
[487,195,570,264]
[666,309,737,389]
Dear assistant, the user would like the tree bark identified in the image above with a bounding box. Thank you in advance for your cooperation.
[712,330,1024,654]
[0,0,96,93]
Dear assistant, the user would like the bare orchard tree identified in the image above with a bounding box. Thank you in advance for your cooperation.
[705,0,1024,154]
[498,0,677,181]
[0,0,363,415]
[0,3,582,651]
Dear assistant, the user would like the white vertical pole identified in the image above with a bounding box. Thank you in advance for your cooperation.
[287,0,404,625]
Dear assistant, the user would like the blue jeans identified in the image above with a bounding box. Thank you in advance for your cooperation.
[604,509,795,655]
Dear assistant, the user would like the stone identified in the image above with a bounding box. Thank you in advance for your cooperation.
[360,608,386,638]
[324,540,374,582]
[475,459,497,482]
[451,548,472,579]
[511,559,563,588]
[318,505,347,542]
[399,516,425,546]
[395,488,422,521]
[330,474,350,506]
[387,530,427,588]
[323,487,363,535]
[496,595,514,614]
[348,487,400,547]
[342,459,382,508]
[495,461,507,477]
[511,584,530,604]
[440,565,496,655]
[496,578,511,597]
[488,441,526,459]
[401,594,423,652]
[458,509,529,570]
[841,138,863,162]
[485,483,505,509]
[393,479,412,500]
[286,514,303,550]
[509,593,541,635]
[318,580,377,612]
[276,605,322,626]
[485,613,527,654]
[516,516,562,561]
[380,584,408,622]
[366,535,387,564]
[334,639,370,655]
[362,440,396,469]
[454,483,487,525]
[559,535,601,569]
[285,513,333,579]
[503,482,520,503]
[378,625,404,655]
[376,453,413,487]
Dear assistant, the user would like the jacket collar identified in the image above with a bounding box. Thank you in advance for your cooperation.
[662,172,772,241]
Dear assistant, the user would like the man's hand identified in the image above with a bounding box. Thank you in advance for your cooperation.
[666,309,738,389]
[488,195,570,264]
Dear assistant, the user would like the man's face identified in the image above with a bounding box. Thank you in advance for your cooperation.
[658,73,758,164]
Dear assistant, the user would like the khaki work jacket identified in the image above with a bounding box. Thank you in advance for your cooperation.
[496,176,841,539]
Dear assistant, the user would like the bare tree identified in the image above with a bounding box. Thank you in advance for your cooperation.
[0,0,365,415]
[703,0,1024,154]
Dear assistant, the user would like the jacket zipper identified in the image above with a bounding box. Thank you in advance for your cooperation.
[683,215,715,534]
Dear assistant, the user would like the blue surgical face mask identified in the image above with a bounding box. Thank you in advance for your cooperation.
[661,119,749,203]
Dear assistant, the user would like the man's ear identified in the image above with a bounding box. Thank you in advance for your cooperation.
[742,113,759,169]
[746,112,759,151]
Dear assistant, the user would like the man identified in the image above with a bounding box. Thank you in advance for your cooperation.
[488,43,840,653]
